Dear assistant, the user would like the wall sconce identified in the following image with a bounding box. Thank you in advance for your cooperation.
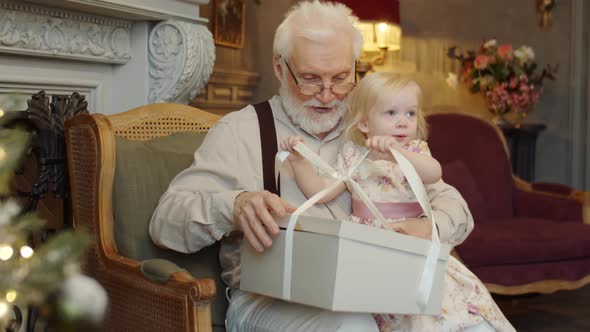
[337,0,401,78]
[536,0,555,30]
[357,21,401,70]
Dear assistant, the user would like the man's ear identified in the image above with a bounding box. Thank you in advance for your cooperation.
[357,121,369,134]
[273,55,284,82]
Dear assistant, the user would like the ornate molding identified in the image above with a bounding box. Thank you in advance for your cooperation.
[148,20,215,104]
[24,0,209,24]
[0,0,132,64]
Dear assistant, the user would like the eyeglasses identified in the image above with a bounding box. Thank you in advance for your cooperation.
[283,59,356,96]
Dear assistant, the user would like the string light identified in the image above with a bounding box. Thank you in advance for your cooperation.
[0,245,14,261]
[0,108,4,117]
[5,290,16,303]
[20,245,34,259]
[0,301,8,318]
[0,147,6,162]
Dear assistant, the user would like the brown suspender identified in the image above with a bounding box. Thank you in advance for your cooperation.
[253,101,280,195]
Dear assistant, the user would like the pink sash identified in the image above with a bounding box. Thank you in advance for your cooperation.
[352,198,423,220]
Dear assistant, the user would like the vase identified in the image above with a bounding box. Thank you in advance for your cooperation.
[492,112,527,128]
[492,113,510,127]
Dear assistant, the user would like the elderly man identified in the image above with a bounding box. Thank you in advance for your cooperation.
[150,1,475,331]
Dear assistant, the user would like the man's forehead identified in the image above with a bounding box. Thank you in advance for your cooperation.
[290,37,354,74]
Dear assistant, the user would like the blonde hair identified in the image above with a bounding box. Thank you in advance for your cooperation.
[273,0,363,59]
[343,72,428,146]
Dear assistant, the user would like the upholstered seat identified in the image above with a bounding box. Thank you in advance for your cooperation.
[427,112,590,295]
[66,103,226,331]
[460,219,590,266]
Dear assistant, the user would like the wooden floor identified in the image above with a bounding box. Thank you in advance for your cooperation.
[494,285,590,331]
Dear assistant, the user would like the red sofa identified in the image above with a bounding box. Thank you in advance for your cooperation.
[427,113,590,295]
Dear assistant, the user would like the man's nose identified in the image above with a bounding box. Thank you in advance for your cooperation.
[315,84,336,104]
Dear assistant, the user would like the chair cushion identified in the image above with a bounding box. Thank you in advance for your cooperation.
[456,218,590,267]
[113,132,203,260]
[442,159,488,221]
[113,132,228,327]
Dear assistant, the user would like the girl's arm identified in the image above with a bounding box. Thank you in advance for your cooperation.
[366,136,442,184]
[280,136,347,203]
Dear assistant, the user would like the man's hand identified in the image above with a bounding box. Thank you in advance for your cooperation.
[388,217,433,240]
[234,191,296,252]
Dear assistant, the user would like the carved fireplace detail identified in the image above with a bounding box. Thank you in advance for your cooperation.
[0,0,214,114]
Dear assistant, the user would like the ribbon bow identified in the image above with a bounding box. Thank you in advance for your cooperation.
[275,142,441,311]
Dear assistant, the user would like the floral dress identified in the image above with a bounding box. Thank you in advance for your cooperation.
[335,141,515,332]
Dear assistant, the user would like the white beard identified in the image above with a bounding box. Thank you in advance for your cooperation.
[279,83,348,136]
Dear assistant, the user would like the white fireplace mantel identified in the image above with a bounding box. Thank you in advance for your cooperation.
[25,0,209,24]
[0,0,215,115]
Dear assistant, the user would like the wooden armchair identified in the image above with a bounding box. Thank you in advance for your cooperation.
[65,104,225,331]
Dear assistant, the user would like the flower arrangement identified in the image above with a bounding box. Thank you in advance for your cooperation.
[447,39,557,124]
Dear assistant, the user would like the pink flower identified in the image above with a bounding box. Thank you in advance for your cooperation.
[380,176,393,187]
[408,145,423,153]
[372,314,385,329]
[532,91,540,104]
[461,62,473,81]
[509,77,518,89]
[497,44,513,61]
[474,55,489,70]
[485,83,510,114]
[467,303,481,315]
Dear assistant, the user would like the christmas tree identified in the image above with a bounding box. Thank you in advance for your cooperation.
[0,98,103,330]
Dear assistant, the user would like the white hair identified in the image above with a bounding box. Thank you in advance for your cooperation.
[273,0,363,60]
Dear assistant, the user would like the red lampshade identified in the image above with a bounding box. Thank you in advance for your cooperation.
[336,0,400,24]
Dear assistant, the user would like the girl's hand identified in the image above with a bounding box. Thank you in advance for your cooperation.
[389,217,433,240]
[366,136,402,154]
[280,136,305,161]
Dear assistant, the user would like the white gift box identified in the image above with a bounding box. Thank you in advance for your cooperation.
[240,214,451,315]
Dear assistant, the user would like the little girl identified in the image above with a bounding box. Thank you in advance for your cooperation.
[280,72,514,332]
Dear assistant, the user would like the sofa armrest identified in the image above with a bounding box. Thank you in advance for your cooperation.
[531,182,575,195]
[513,187,583,222]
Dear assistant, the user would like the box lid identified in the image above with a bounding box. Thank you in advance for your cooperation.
[278,215,450,260]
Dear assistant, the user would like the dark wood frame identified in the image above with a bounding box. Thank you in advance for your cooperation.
[213,0,246,49]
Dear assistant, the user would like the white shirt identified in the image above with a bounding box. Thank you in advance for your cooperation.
[149,95,474,288]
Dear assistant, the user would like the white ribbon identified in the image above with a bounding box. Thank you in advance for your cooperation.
[388,147,441,310]
[276,143,440,311]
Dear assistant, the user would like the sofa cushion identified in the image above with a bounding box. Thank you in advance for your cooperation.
[112,131,228,328]
[442,159,488,222]
[470,259,590,286]
[513,188,583,222]
[456,218,590,267]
